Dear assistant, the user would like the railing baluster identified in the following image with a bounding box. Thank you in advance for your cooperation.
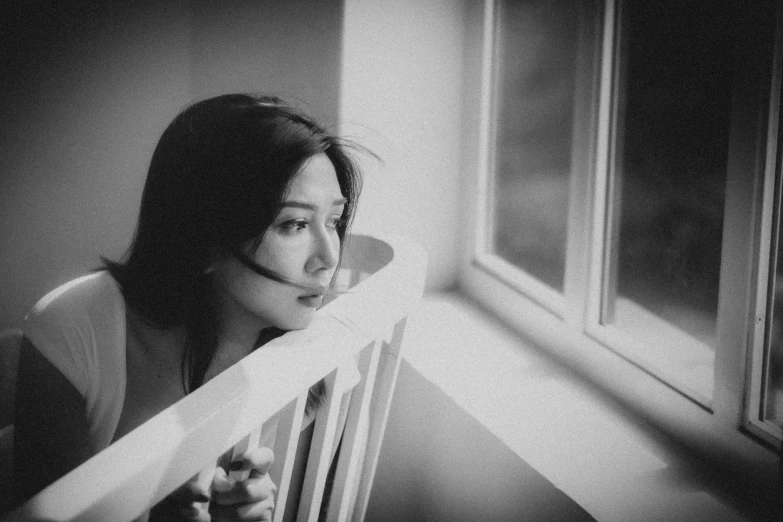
[298,367,343,522]
[271,391,307,522]
[353,317,408,521]
[229,426,261,482]
[327,340,382,522]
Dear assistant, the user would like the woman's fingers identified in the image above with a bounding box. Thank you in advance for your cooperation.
[212,469,277,505]
[210,497,275,522]
[209,447,277,521]
[211,466,234,494]
[233,446,274,477]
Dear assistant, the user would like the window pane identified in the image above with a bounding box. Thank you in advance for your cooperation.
[765,217,783,427]
[491,0,598,292]
[605,1,736,393]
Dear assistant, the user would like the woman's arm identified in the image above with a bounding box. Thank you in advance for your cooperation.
[12,336,93,506]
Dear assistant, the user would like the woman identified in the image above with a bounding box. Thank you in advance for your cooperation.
[12,94,363,521]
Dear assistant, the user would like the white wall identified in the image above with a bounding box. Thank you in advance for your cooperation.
[1,0,466,328]
[339,0,466,291]
[0,0,343,331]
[188,0,343,126]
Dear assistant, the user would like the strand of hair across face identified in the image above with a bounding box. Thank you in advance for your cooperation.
[231,250,354,296]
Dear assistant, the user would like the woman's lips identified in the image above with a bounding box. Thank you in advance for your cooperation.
[297,293,324,308]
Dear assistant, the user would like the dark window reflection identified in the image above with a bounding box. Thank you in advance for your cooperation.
[612,0,735,345]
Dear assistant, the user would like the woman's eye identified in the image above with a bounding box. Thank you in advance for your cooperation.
[280,220,307,232]
[279,217,344,234]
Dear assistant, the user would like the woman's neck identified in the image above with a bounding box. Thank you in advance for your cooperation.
[126,306,186,364]
[202,331,257,383]
[205,308,269,382]
[211,280,272,354]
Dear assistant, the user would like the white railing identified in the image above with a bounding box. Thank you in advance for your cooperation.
[3,234,426,522]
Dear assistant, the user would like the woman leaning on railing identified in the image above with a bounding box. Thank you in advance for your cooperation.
[12,93,367,521]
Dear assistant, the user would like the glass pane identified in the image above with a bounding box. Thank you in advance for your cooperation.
[606,1,737,393]
[765,217,783,427]
[491,0,599,292]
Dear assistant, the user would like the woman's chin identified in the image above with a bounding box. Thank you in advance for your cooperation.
[272,311,316,331]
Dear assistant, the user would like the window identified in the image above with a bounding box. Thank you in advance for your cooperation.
[749,33,783,445]
[477,0,602,316]
[591,0,741,401]
[752,182,783,443]
[465,0,782,450]
[489,0,589,293]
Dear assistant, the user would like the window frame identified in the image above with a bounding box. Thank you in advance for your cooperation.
[747,6,783,447]
[471,0,568,319]
[459,0,783,459]
[586,0,730,409]
[471,0,603,323]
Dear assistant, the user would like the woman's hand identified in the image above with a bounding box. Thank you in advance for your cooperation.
[210,447,277,522]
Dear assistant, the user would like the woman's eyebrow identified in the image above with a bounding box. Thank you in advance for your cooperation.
[281,198,347,210]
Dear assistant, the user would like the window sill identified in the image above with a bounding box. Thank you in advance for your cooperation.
[402,291,779,521]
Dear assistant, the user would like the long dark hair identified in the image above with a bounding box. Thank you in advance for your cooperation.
[103,94,362,393]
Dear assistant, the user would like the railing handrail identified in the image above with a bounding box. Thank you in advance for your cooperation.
[4,234,427,522]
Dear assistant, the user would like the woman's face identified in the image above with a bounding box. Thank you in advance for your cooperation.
[211,153,346,335]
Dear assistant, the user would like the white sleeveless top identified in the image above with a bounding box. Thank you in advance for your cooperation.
[24,272,126,453]
[23,271,360,522]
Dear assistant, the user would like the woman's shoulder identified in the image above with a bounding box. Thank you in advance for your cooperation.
[29,272,122,318]
[25,272,126,345]
[23,272,128,451]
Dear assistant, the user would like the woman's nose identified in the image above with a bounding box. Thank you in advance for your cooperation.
[307,229,339,273]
